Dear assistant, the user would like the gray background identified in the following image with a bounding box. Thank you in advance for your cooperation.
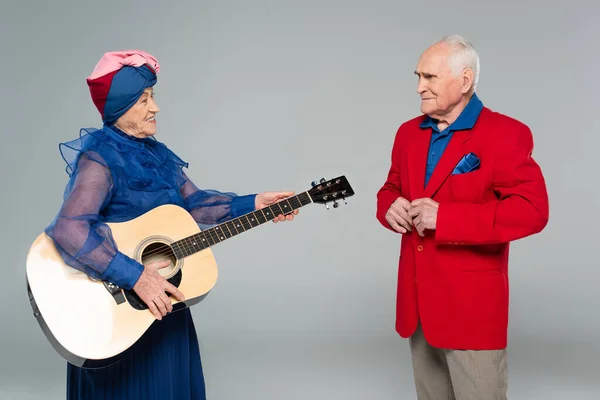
[1,0,598,399]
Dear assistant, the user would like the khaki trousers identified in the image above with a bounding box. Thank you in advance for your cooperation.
[409,324,508,400]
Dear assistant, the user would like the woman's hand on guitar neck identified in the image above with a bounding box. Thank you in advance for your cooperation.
[255,191,299,222]
[133,260,186,320]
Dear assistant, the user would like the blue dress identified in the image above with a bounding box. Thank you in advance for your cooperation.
[45,125,256,400]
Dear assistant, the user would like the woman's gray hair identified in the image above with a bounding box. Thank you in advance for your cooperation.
[438,35,480,93]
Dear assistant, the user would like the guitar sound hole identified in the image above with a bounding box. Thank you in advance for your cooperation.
[124,241,183,311]
[141,242,178,278]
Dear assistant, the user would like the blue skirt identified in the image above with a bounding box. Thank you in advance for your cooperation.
[67,309,206,400]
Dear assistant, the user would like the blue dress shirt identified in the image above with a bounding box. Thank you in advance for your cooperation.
[420,93,484,187]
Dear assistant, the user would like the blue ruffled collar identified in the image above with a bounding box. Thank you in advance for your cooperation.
[59,125,185,178]
[102,124,155,149]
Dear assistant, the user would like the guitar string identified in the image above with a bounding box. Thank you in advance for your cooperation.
[131,184,345,261]
[135,193,313,260]
[140,198,300,259]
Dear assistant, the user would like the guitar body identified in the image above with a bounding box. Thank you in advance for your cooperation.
[26,204,219,369]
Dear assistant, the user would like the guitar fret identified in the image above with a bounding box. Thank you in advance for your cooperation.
[181,237,191,256]
[255,210,266,224]
[298,192,311,206]
[171,242,184,259]
[183,238,192,257]
[288,196,302,208]
[190,239,199,256]
[247,212,257,226]
[199,234,209,250]
[225,220,237,237]
[213,225,226,241]
[232,218,246,233]
[211,228,223,243]
[224,221,234,235]
[204,230,217,246]
[233,220,242,234]
[258,208,266,221]
[199,235,208,249]
[224,225,232,239]
[189,236,204,255]
[262,207,275,221]
[238,215,250,231]
[271,202,285,216]
[194,233,205,250]
[281,199,292,214]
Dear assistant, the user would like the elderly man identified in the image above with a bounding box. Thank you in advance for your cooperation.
[376,35,549,399]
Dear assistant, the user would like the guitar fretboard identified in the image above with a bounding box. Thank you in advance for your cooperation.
[171,191,312,258]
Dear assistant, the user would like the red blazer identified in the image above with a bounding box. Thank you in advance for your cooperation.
[376,107,549,350]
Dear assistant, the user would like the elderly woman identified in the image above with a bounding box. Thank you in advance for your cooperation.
[45,50,297,400]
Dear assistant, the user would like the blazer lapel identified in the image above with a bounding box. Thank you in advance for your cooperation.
[423,130,473,198]
[406,129,431,200]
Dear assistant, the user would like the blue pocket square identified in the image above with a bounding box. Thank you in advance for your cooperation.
[452,152,480,175]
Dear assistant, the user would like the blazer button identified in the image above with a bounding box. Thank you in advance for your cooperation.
[417,245,424,252]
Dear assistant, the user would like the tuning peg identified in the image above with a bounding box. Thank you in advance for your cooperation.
[311,181,318,187]
[320,178,326,183]
[333,201,339,208]
[342,197,347,204]
[324,203,329,210]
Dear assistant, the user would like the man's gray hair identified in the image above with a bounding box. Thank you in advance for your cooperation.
[437,34,480,92]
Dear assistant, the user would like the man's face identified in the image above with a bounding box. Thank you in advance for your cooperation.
[415,43,466,121]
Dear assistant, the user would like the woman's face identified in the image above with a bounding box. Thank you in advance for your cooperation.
[114,87,160,138]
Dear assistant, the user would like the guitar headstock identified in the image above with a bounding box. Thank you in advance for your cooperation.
[308,175,355,209]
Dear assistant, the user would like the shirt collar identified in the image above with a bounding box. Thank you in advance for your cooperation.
[419,92,483,132]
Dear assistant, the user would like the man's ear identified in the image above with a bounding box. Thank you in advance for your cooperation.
[461,68,474,94]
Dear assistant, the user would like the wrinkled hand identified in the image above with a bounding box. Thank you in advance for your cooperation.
[385,197,413,233]
[408,198,439,237]
[255,191,299,222]
[133,260,186,320]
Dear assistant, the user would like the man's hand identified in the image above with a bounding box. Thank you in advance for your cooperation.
[408,198,439,237]
[385,197,413,233]
[255,191,299,222]
[133,260,186,320]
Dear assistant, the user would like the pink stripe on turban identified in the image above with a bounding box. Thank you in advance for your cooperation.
[87,50,160,80]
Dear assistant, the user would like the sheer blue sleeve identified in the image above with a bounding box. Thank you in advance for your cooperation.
[44,152,144,290]
[179,171,256,225]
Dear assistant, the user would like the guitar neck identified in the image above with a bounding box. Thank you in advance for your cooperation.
[171,191,312,258]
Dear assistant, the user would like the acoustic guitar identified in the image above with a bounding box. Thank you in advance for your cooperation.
[26,176,354,369]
